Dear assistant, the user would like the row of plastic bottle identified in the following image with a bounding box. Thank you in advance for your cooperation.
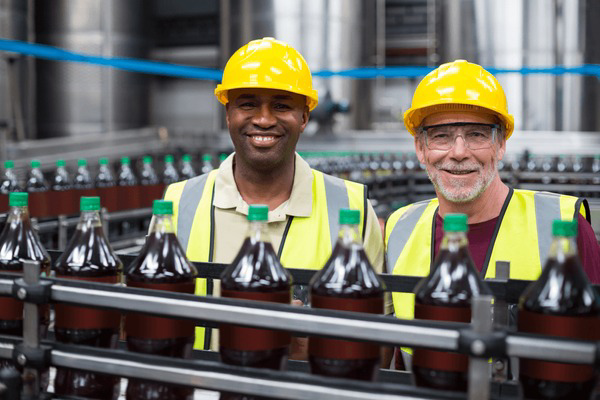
[0,191,597,399]
[0,153,226,217]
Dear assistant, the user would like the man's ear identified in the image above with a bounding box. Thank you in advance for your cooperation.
[225,103,230,128]
[415,135,426,164]
[496,133,507,161]
[301,106,310,131]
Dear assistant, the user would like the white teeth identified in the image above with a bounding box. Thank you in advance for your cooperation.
[253,136,275,142]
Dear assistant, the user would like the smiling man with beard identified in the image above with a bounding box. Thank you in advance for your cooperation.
[163,38,388,360]
[384,60,600,369]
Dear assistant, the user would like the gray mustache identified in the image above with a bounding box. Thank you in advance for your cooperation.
[434,162,481,172]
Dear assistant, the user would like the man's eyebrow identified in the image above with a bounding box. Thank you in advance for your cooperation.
[235,94,257,100]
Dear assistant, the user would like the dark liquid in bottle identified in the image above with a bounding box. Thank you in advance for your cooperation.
[53,225,122,399]
[97,186,118,213]
[412,245,488,392]
[309,243,384,381]
[0,211,51,368]
[125,233,195,400]
[220,238,291,400]
[519,255,600,400]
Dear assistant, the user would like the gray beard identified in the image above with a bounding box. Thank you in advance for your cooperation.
[426,159,498,203]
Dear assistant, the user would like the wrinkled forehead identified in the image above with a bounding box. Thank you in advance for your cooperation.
[421,111,499,127]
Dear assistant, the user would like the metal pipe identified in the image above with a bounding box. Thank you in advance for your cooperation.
[20,260,40,397]
[467,296,493,400]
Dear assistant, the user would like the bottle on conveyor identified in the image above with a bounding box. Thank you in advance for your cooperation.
[73,158,96,199]
[95,158,118,212]
[50,159,75,215]
[53,196,122,399]
[219,204,291,399]
[0,161,21,213]
[309,208,385,381]
[201,154,214,174]
[140,156,164,208]
[26,160,49,218]
[412,213,491,391]
[162,154,180,185]
[117,157,141,211]
[518,219,600,400]
[180,154,197,180]
[0,192,51,367]
[125,200,197,400]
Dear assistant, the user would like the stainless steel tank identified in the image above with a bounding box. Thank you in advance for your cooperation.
[221,0,375,131]
[440,0,598,132]
[35,0,149,138]
[0,0,30,140]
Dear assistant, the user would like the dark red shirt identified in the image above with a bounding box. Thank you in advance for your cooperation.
[433,213,600,284]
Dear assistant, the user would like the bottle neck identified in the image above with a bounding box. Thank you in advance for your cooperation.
[548,235,577,264]
[247,220,270,244]
[8,205,30,223]
[77,210,103,230]
[440,231,468,253]
[150,214,175,235]
[338,223,361,247]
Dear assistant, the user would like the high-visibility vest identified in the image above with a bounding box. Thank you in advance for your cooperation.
[385,189,590,321]
[164,169,367,349]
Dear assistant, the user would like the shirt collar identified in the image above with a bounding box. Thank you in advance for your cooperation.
[213,153,313,218]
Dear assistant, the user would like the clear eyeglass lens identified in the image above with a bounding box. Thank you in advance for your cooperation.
[425,124,495,150]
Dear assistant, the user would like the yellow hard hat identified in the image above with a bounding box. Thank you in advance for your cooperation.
[215,37,319,111]
[403,60,514,139]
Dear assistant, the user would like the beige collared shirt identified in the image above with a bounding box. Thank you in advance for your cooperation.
[205,153,391,348]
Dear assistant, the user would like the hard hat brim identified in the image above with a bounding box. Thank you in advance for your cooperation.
[215,82,319,111]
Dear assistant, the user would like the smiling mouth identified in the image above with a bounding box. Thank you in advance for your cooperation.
[443,170,476,175]
[246,134,281,147]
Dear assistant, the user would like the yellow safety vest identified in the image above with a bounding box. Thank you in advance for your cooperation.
[164,169,367,349]
[385,189,590,322]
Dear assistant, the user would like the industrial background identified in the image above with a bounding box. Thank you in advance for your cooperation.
[0,0,599,244]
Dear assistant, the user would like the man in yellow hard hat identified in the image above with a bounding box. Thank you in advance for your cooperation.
[385,60,600,369]
[163,38,391,364]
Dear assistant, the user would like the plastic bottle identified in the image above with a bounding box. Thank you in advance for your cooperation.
[201,154,213,174]
[219,153,228,166]
[309,208,385,381]
[518,219,600,399]
[139,156,164,208]
[0,161,20,213]
[180,154,197,180]
[412,214,491,391]
[73,159,96,199]
[95,158,118,213]
[220,205,292,373]
[26,160,49,218]
[125,200,197,400]
[53,196,122,399]
[50,159,75,215]
[0,192,51,366]
[162,155,180,185]
[117,157,140,211]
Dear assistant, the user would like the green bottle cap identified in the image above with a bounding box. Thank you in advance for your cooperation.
[219,154,228,161]
[203,154,212,161]
[143,156,153,164]
[77,159,87,167]
[4,160,14,169]
[9,192,28,207]
[248,204,268,221]
[121,157,130,165]
[339,208,360,225]
[182,154,192,162]
[153,200,173,215]
[31,160,41,168]
[80,196,101,211]
[99,158,109,165]
[552,219,577,237]
[56,159,66,167]
[164,155,174,163]
[443,214,468,232]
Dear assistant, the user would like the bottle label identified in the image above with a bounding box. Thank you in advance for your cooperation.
[412,303,470,372]
[309,294,382,359]
[55,275,121,330]
[518,309,600,382]
[220,290,291,351]
[125,282,195,340]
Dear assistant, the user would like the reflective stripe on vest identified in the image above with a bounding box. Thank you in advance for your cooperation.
[165,169,366,350]
[385,189,586,321]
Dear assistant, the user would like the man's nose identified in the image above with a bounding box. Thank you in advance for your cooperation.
[252,104,277,128]
[448,134,470,161]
